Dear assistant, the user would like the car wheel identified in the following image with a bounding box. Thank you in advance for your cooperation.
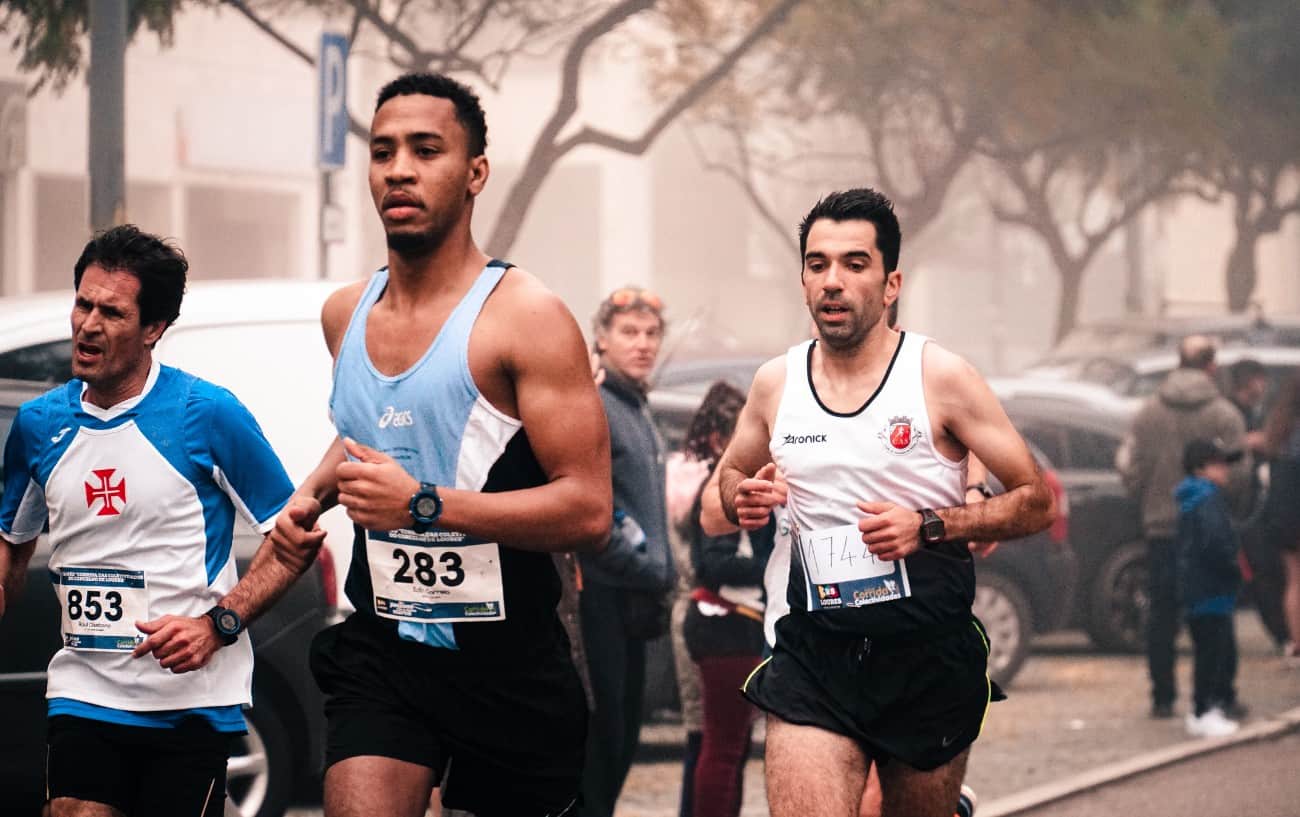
[1085,540,1148,653]
[972,571,1032,687]
[227,699,293,817]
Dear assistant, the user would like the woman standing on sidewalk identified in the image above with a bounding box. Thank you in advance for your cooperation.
[680,381,774,817]
[1261,369,1300,664]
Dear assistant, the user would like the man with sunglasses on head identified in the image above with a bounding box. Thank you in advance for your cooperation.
[578,287,675,817]
[269,72,612,817]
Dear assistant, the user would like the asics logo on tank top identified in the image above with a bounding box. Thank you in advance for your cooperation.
[84,468,127,516]
[879,415,923,454]
[783,433,828,444]
[378,406,415,429]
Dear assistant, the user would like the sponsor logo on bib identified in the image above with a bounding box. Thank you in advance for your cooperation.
[783,432,828,445]
[879,416,922,454]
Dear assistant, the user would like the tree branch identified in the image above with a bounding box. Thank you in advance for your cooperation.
[553,0,803,156]
[223,0,369,142]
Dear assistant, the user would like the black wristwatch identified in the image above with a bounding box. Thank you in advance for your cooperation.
[918,508,946,545]
[205,606,242,646]
[409,483,443,533]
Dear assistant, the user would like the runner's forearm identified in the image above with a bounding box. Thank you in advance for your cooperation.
[0,538,37,615]
[298,437,346,512]
[716,465,745,528]
[434,476,610,553]
[935,478,1055,543]
[220,535,309,627]
[700,471,740,536]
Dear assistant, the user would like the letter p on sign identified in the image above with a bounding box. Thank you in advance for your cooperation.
[318,32,348,170]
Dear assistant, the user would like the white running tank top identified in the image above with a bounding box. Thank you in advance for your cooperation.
[770,332,974,638]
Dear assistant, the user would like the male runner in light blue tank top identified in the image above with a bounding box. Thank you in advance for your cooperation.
[268,73,612,817]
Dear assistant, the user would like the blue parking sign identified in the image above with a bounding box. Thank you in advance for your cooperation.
[318,33,348,170]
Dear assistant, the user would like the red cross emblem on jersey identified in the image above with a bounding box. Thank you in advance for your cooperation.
[85,468,127,516]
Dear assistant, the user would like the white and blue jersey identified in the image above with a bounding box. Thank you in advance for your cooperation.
[0,362,293,731]
[331,263,565,657]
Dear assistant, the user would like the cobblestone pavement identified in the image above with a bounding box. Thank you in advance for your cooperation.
[613,612,1300,817]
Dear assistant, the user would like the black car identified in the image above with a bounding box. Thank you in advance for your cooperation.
[0,378,335,817]
[648,365,1078,687]
[989,377,1148,652]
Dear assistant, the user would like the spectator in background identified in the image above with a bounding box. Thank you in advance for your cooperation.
[680,382,765,817]
[580,287,675,817]
[1176,439,1245,737]
[1120,335,1249,719]
[1260,370,1300,665]
[665,382,748,817]
[1226,358,1292,651]
[1229,359,1270,442]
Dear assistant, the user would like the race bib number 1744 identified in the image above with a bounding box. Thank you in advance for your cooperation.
[797,522,911,611]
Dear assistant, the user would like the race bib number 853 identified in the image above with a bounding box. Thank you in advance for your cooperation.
[57,567,149,651]
[367,529,506,623]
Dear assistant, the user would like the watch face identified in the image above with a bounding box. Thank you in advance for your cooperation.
[217,612,239,633]
[415,496,439,518]
[923,518,944,542]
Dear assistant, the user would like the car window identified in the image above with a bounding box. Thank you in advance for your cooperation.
[1066,428,1119,471]
[0,404,16,480]
[1012,420,1068,469]
[154,320,337,485]
[0,341,72,384]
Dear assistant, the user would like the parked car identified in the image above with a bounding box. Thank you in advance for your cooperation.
[1027,312,1300,380]
[648,360,1078,687]
[0,280,367,817]
[988,377,1148,652]
[1064,344,1300,401]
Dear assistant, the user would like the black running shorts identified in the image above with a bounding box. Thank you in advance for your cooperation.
[46,715,234,816]
[742,614,1000,771]
[310,612,587,817]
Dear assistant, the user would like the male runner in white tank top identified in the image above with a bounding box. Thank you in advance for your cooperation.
[705,189,1055,817]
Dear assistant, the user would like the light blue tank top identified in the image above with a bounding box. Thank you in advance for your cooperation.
[330,261,517,648]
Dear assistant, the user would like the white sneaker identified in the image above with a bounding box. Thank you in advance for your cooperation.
[1185,707,1240,738]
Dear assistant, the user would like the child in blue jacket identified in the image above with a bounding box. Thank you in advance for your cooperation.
[1176,438,1245,737]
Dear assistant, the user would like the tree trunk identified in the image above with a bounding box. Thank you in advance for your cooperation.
[1054,266,1085,344]
[1225,226,1259,313]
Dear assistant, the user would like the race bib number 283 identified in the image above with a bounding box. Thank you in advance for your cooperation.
[367,529,506,623]
[797,522,911,611]
[58,567,149,651]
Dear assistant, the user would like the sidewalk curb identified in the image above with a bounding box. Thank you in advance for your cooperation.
[981,705,1300,817]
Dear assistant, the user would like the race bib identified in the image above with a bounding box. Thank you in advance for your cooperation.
[57,567,149,651]
[367,529,506,623]
[797,522,912,611]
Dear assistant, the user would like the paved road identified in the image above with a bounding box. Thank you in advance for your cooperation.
[289,613,1300,817]
[615,613,1300,817]
[1009,730,1300,817]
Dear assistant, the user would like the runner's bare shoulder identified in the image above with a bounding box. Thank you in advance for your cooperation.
[747,355,789,419]
[321,280,369,358]
[479,266,588,367]
[921,339,999,427]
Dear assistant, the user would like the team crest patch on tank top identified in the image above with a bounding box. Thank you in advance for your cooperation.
[879,415,923,454]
